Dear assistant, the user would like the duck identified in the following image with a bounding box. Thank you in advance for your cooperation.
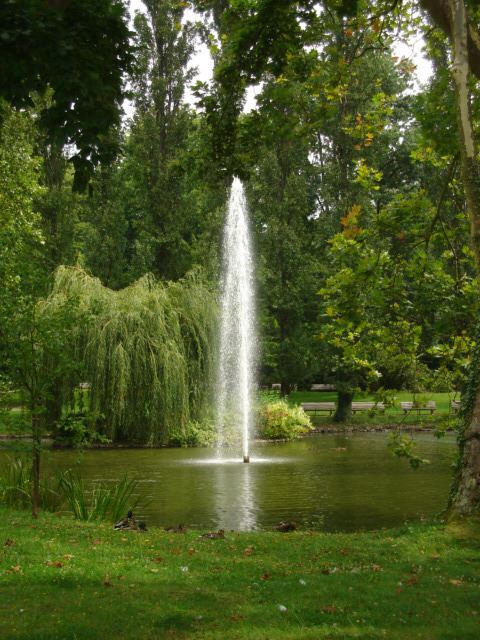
[165,524,187,534]
[114,510,137,530]
[200,529,225,539]
[276,521,297,532]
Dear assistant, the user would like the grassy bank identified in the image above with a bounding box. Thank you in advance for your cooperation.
[1,508,479,639]
[287,391,459,429]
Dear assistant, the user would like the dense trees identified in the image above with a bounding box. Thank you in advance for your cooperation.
[1,0,480,515]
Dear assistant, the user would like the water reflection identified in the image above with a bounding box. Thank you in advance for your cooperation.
[213,462,256,531]
[0,434,457,532]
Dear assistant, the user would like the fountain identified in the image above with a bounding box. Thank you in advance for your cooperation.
[216,178,255,462]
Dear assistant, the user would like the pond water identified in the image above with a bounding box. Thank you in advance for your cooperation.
[4,433,457,532]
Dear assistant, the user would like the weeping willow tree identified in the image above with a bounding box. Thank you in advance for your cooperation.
[41,266,217,444]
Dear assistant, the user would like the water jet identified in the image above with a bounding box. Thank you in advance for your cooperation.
[216,178,255,462]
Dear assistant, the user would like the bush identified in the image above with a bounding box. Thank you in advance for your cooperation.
[168,419,217,447]
[257,401,313,441]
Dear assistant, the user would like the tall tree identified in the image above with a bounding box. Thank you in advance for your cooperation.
[0,0,132,190]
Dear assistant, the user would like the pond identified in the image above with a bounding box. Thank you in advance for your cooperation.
[4,433,457,532]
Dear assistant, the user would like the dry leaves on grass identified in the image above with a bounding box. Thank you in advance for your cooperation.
[46,561,63,568]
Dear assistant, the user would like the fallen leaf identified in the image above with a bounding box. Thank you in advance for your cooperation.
[46,561,63,568]
[152,557,163,563]
[449,579,463,586]
[104,575,113,587]
[11,565,21,572]
[4,539,15,547]
[371,564,382,572]
[63,554,74,560]
[92,539,103,545]
[243,545,254,556]
[188,548,195,556]
[322,604,338,614]
[261,572,270,580]
[407,575,417,586]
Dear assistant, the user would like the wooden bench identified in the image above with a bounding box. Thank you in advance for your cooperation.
[301,402,336,416]
[351,402,385,414]
[310,384,336,391]
[451,400,461,413]
[401,401,436,415]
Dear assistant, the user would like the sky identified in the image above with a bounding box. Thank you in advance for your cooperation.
[126,0,433,118]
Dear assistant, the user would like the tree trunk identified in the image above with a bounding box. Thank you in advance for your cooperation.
[280,381,291,397]
[446,0,480,517]
[31,413,41,518]
[334,391,353,423]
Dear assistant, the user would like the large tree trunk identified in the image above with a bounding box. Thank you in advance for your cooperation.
[334,391,353,423]
[31,412,41,518]
[446,0,480,517]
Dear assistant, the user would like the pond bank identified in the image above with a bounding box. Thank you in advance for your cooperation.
[1,506,479,639]
[0,423,456,448]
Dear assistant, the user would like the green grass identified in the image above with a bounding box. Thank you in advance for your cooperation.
[1,508,479,639]
[287,391,460,427]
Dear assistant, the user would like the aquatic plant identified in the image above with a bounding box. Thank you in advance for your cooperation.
[59,471,139,522]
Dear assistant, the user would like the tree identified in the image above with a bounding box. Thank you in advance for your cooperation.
[0,0,132,190]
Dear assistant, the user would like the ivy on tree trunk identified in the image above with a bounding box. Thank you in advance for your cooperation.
[446,0,480,517]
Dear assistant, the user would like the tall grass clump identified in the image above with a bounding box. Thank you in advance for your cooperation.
[59,471,139,522]
[0,457,64,511]
[40,266,217,444]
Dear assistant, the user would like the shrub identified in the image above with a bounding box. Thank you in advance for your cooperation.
[168,419,217,447]
[257,401,313,441]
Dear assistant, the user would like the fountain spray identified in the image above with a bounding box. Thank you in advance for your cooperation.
[216,178,255,463]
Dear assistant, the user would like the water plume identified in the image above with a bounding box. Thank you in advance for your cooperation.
[216,178,256,462]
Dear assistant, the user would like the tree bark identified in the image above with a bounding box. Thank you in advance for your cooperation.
[420,0,480,80]
[31,413,41,518]
[334,391,353,423]
[445,0,480,518]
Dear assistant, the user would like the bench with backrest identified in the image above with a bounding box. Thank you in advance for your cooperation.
[310,384,336,391]
[351,402,385,414]
[301,402,336,415]
[451,399,461,413]
[400,401,436,415]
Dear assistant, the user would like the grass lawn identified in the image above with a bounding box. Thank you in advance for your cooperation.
[287,391,460,427]
[1,508,479,639]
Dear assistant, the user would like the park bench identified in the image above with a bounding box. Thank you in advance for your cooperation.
[351,402,385,414]
[451,399,461,413]
[301,402,336,415]
[310,384,336,391]
[400,401,436,415]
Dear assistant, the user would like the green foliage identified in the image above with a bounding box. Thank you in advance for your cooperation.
[0,1,133,189]
[54,411,110,449]
[59,471,139,522]
[257,400,313,440]
[0,458,64,512]
[42,266,217,444]
[168,419,217,448]
[388,432,430,470]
